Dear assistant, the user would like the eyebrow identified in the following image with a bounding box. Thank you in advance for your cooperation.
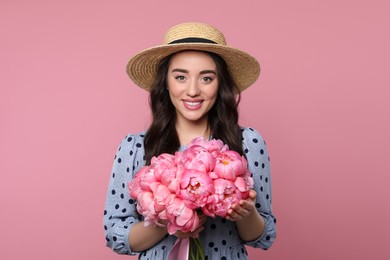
[199,70,217,75]
[171,68,217,75]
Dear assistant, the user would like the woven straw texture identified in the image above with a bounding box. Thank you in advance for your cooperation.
[126,22,260,92]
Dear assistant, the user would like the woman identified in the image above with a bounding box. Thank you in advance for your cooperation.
[104,22,276,259]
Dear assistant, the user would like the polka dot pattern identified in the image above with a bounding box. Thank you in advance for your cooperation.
[103,128,276,259]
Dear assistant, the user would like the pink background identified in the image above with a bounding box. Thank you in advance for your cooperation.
[1,0,389,259]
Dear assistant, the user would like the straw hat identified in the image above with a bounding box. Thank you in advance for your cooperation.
[126,22,260,92]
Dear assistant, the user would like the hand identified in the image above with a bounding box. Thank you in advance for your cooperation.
[174,211,207,239]
[226,190,257,222]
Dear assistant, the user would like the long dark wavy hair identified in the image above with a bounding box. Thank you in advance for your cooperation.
[144,51,244,165]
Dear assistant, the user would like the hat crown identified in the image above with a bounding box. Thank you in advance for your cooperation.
[127,22,260,92]
[163,22,226,45]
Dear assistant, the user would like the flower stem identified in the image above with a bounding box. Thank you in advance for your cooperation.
[190,237,205,260]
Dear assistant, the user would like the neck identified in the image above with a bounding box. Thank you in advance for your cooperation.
[176,120,210,146]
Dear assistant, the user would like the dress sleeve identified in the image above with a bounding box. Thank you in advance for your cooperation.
[241,127,277,250]
[103,133,145,255]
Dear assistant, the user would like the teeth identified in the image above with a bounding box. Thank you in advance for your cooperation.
[185,101,201,106]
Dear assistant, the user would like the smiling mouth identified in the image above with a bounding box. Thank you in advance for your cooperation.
[184,101,202,106]
[183,100,203,110]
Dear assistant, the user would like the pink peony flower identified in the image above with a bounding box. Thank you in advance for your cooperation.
[128,136,254,237]
[179,169,215,209]
[187,137,226,155]
[203,178,242,218]
[150,182,173,213]
[136,191,157,226]
[181,145,216,173]
[214,150,247,181]
[139,168,159,192]
[128,166,147,199]
[166,166,183,194]
[151,153,177,185]
[234,170,254,199]
[165,197,199,234]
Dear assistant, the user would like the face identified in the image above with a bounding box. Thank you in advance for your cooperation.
[167,51,219,127]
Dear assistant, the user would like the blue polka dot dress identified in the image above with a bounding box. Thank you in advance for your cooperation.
[103,127,276,259]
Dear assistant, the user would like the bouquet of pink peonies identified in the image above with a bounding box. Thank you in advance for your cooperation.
[128,137,254,259]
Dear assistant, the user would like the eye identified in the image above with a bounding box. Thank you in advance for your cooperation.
[201,76,214,83]
[175,75,186,81]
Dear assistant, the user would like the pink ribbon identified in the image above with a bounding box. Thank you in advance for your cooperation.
[168,238,189,260]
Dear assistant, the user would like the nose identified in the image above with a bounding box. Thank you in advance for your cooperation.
[186,79,201,97]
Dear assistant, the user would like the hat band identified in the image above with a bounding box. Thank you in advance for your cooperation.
[168,37,217,44]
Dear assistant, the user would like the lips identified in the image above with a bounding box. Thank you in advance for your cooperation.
[182,100,203,110]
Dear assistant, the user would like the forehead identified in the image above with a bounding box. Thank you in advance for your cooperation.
[168,51,216,69]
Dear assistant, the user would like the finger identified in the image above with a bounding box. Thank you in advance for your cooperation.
[233,202,254,218]
[246,191,256,204]
[198,219,207,227]
[197,211,206,217]
[229,204,244,217]
[198,214,207,223]
[228,213,243,222]
[190,226,204,238]
[191,233,200,238]
[197,225,205,232]
[174,231,187,239]
[249,190,257,200]
[199,214,207,221]
[228,208,243,221]
[235,208,250,219]
[240,200,254,211]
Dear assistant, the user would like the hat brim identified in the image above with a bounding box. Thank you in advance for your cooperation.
[126,43,260,92]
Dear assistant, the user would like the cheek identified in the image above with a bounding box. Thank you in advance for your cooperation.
[168,92,177,106]
[167,89,183,110]
[169,90,181,101]
[207,84,219,101]
[167,83,178,99]
[206,91,218,110]
[167,79,183,97]
[210,96,218,107]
